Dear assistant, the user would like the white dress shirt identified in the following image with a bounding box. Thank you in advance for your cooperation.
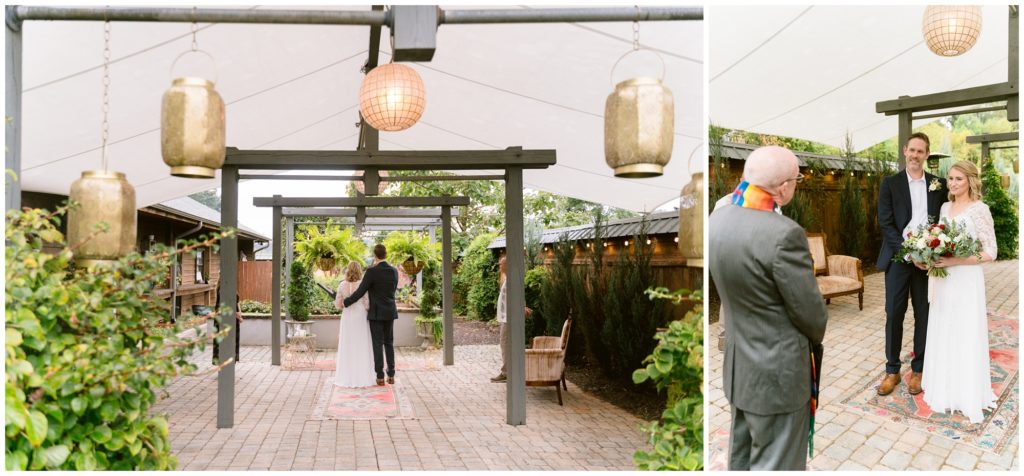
[904,171,928,238]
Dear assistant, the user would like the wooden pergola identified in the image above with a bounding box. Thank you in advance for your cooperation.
[256,200,467,369]
[876,6,1018,168]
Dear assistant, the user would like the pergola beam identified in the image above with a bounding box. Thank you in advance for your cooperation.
[876,82,1018,116]
[9,5,700,26]
[965,132,1019,144]
[238,174,505,182]
[281,207,460,217]
[226,148,555,170]
[255,196,470,207]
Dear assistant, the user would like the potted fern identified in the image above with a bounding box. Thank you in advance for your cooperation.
[382,231,440,276]
[295,225,339,272]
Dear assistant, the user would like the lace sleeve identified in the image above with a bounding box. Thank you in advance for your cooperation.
[972,203,997,260]
[334,282,349,310]
[358,282,369,310]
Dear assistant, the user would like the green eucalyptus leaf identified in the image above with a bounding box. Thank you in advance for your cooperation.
[25,410,48,447]
[37,444,71,468]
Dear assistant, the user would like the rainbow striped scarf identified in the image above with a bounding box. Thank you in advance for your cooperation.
[730,180,778,212]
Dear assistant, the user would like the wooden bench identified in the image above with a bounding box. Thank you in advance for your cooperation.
[806,233,864,310]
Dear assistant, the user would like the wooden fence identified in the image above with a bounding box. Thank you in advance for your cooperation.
[238,261,273,303]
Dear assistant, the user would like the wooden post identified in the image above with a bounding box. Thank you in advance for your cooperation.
[217,165,239,428]
[504,167,526,425]
[441,207,454,366]
[271,205,282,365]
[5,7,22,212]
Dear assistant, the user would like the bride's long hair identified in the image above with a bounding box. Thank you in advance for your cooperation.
[948,160,982,202]
[344,261,363,282]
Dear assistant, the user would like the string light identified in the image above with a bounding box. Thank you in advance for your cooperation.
[646,238,652,245]
[673,236,679,243]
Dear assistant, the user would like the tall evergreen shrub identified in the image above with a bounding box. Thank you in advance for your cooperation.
[981,159,1019,259]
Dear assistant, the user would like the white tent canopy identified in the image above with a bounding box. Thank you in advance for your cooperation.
[16,4,702,231]
[710,5,1012,151]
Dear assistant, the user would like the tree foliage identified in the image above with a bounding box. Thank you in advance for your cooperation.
[452,233,499,319]
[286,261,314,321]
[6,205,227,470]
[981,158,1019,260]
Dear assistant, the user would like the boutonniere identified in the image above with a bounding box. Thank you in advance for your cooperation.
[928,178,942,192]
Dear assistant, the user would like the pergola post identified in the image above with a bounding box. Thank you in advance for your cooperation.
[897,110,912,170]
[1008,6,1018,121]
[5,6,22,212]
[284,215,294,320]
[217,165,239,428]
[271,205,282,366]
[504,167,526,425]
[441,206,454,366]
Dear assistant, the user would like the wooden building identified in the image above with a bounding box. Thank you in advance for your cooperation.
[20,191,269,317]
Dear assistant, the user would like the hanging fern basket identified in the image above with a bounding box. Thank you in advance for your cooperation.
[401,259,425,276]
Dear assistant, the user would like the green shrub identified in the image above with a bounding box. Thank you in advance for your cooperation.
[783,188,820,232]
[572,210,610,371]
[633,289,704,471]
[601,223,666,383]
[239,300,271,314]
[286,261,313,321]
[838,174,867,257]
[383,231,440,268]
[539,237,582,362]
[5,205,226,470]
[981,158,1019,260]
[416,260,443,345]
[524,266,548,344]
[452,233,497,317]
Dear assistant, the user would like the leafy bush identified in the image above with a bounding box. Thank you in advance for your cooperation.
[524,266,548,344]
[286,261,313,321]
[5,205,226,470]
[633,289,704,471]
[838,174,867,257]
[572,210,610,371]
[981,158,1019,260]
[239,300,271,314]
[416,260,443,345]
[454,233,500,320]
[783,188,820,232]
[539,237,582,361]
[601,223,666,382]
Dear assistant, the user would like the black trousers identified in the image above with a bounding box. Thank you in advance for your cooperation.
[884,261,929,374]
[369,319,396,379]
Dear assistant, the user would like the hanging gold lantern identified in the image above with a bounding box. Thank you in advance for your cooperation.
[353,170,391,195]
[678,172,703,267]
[67,171,137,267]
[358,63,426,132]
[922,5,982,57]
[605,77,675,178]
[1000,174,1011,189]
[161,77,226,178]
[1014,159,1019,174]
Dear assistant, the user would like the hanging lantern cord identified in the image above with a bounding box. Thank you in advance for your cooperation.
[100,17,111,172]
[191,6,199,52]
[632,5,640,51]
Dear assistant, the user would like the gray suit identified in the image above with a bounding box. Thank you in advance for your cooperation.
[709,204,828,470]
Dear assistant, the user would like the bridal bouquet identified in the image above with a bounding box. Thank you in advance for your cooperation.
[897,218,981,278]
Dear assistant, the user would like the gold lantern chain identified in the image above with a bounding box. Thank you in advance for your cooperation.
[632,5,641,51]
[191,7,199,52]
[100,18,111,172]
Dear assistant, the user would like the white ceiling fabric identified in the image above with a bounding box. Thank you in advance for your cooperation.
[709,4,1011,151]
[17,4,703,225]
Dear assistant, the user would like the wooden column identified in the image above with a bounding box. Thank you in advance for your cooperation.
[441,207,454,366]
[217,165,239,428]
[271,205,282,366]
[504,167,526,425]
[5,7,21,212]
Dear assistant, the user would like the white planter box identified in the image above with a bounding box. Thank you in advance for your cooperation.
[239,305,422,349]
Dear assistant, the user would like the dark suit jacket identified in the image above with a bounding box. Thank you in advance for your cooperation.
[343,261,399,321]
[709,205,828,415]
[876,170,947,271]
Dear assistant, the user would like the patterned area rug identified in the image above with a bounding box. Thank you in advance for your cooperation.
[309,379,416,421]
[284,348,442,372]
[841,311,1019,454]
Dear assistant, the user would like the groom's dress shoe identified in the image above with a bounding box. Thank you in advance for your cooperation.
[907,372,923,395]
[387,376,395,385]
[877,373,900,396]
[490,374,507,383]
[376,378,386,386]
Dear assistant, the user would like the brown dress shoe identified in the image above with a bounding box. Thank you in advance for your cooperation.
[908,372,923,395]
[376,378,385,386]
[877,373,900,396]
[387,376,395,385]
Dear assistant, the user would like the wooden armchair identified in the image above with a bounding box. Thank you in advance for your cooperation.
[525,318,571,405]
[806,233,864,310]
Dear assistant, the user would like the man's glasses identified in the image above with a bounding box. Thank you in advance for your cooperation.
[786,173,805,184]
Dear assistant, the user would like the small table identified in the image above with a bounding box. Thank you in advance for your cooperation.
[284,334,317,369]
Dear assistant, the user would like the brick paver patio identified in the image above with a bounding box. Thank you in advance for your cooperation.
[708,259,1020,471]
[152,344,648,470]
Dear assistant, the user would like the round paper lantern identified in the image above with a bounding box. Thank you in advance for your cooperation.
[922,5,982,57]
[358,63,426,132]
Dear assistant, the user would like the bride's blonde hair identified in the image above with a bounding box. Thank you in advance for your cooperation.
[948,160,982,202]
[344,261,363,282]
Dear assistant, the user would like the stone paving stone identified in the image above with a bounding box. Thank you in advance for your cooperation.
[863,434,893,452]
[910,450,944,471]
[946,449,979,471]
[850,444,884,466]
[879,449,913,471]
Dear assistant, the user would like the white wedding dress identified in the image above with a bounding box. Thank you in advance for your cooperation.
[921,201,998,424]
[333,280,377,387]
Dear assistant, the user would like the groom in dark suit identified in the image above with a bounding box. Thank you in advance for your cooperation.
[876,132,947,396]
[342,244,399,386]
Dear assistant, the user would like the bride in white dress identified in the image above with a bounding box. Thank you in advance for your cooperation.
[921,160,998,424]
[333,261,377,388]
